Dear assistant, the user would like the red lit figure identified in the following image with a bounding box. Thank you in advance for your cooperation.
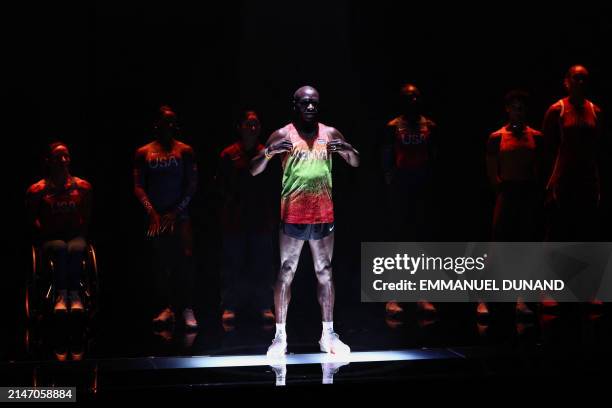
[543,65,603,241]
[216,111,275,324]
[134,105,198,329]
[382,84,438,316]
[26,142,92,313]
[482,90,544,316]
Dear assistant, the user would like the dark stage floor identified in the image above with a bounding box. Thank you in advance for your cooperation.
[2,302,612,400]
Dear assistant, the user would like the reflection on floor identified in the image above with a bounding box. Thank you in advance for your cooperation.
[3,301,611,399]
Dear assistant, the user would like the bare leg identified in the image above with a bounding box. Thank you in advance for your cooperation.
[274,230,305,324]
[309,232,334,322]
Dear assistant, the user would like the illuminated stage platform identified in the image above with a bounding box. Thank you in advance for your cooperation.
[3,343,612,400]
[99,348,463,371]
[1,348,472,397]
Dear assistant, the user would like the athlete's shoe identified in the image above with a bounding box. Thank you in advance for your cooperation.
[261,309,275,322]
[516,301,534,315]
[266,334,287,358]
[153,308,175,324]
[54,290,68,313]
[222,309,236,321]
[183,308,198,329]
[385,301,404,315]
[319,332,351,355]
[71,351,84,361]
[476,302,490,315]
[417,300,437,313]
[541,295,559,309]
[54,350,68,362]
[68,291,84,312]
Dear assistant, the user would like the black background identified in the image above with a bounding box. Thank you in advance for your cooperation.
[4,1,612,359]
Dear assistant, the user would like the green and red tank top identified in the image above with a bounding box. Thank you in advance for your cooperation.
[280,122,334,224]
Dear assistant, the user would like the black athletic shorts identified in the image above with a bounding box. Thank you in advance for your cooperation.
[280,222,335,240]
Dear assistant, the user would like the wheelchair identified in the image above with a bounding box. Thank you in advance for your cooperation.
[25,242,100,321]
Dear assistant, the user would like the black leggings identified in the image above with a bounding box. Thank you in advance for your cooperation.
[221,231,273,311]
[492,182,542,241]
[42,236,87,291]
[150,220,196,311]
[546,184,600,241]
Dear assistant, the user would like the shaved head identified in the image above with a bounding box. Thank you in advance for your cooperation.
[292,85,320,124]
[293,86,320,103]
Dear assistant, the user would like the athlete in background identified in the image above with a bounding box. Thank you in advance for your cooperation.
[217,111,275,324]
[134,105,199,329]
[483,89,544,316]
[26,142,92,313]
[543,65,603,242]
[382,83,438,316]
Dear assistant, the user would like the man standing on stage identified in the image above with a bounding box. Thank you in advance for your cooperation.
[250,86,360,356]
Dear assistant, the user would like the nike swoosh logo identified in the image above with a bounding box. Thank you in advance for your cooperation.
[329,225,335,232]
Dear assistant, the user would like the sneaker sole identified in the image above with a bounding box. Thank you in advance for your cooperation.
[319,341,351,355]
[266,346,287,357]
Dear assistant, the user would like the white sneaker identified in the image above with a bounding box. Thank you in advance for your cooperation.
[54,290,68,313]
[321,361,350,384]
[183,308,198,329]
[266,334,287,358]
[270,363,287,386]
[319,332,351,355]
[68,291,83,312]
[153,308,175,324]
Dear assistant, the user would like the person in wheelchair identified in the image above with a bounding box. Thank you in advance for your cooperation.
[26,141,93,313]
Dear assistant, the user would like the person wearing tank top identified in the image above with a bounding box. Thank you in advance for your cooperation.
[543,65,603,242]
[483,90,545,318]
[26,142,93,313]
[250,86,359,357]
[133,105,199,330]
[381,83,439,318]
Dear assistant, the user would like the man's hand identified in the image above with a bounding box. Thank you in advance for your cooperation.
[146,211,161,238]
[160,211,178,234]
[327,139,352,153]
[267,139,293,156]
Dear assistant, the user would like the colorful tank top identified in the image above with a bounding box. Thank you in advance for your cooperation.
[280,123,334,224]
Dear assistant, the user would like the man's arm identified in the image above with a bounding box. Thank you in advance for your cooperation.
[250,129,293,176]
[327,128,360,167]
